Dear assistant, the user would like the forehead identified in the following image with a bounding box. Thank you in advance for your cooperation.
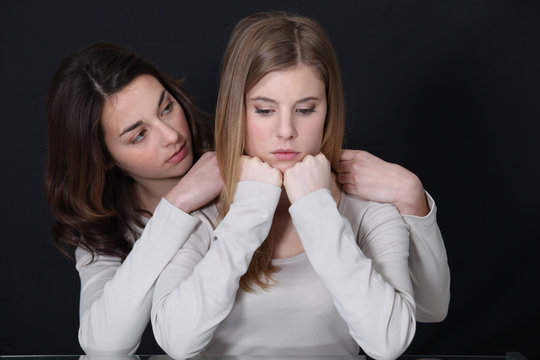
[101,75,163,132]
[248,64,325,97]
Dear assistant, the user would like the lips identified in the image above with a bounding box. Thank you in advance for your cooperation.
[167,144,188,164]
[271,149,300,161]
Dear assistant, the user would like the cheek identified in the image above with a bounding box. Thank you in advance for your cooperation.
[305,118,326,151]
[174,107,192,142]
[244,119,265,155]
[110,143,158,176]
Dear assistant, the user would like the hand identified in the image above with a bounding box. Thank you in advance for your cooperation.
[283,153,331,204]
[165,152,224,213]
[337,150,429,216]
[238,155,282,187]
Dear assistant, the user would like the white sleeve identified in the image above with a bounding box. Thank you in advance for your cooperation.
[289,189,416,360]
[151,181,281,360]
[76,198,199,355]
[402,191,450,322]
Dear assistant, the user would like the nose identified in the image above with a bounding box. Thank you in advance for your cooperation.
[157,120,180,147]
[276,111,297,139]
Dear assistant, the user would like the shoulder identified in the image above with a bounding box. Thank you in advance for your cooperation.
[339,192,409,243]
[339,191,398,226]
[339,191,372,219]
[75,246,122,275]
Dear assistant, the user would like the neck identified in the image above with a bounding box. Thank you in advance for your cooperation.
[134,177,180,216]
[271,173,342,259]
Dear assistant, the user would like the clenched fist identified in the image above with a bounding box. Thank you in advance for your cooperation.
[238,155,283,187]
[283,153,331,204]
[166,151,224,213]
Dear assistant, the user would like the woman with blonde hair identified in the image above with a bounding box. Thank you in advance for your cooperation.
[152,11,448,359]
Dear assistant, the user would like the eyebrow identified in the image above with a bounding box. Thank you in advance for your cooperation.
[119,89,167,136]
[248,96,321,104]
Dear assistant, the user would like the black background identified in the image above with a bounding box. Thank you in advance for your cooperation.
[1,1,539,359]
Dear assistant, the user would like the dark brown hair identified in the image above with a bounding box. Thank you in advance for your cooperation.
[46,42,211,261]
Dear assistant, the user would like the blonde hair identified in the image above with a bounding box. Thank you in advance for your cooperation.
[215,11,345,290]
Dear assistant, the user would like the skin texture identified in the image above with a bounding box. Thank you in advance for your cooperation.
[244,65,327,175]
[337,150,429,216]
[101,74,223,214]
[240,64,336,259]
[100,74,425,217]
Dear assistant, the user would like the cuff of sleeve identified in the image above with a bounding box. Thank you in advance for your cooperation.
[401,191,437,227]
[233,181,282,207]
[153,197,200,231]
[289,188,335,220]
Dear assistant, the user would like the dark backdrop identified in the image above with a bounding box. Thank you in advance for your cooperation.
[1,1,539,358]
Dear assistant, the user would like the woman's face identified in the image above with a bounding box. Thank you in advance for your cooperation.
[244,64,327,173]
[102,74,193,188]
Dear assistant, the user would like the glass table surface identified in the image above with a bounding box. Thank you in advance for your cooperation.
[0,353,528,360]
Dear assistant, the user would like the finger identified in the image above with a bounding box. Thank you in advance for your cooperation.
[302,154,314,163]
[340,149,363,161]
[340,149,374,162]
[342,184,369,199]
[339,149,355,161]
[335,159,355,173]
[341,183,354,193]
[337,172,355,185]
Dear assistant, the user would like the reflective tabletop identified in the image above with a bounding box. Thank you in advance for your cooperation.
[0,353,528,360]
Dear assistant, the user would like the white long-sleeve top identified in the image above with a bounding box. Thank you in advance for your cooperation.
[75,198,199,355]
[75,187,449,356]
[403,192,450,322]
[151,181,417,359]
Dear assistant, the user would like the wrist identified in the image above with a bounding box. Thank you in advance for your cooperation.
[165,192,194,214]
[394,174,429,216]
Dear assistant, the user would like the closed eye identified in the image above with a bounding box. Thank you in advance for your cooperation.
[297,107,315,115]
[255,108,273,115]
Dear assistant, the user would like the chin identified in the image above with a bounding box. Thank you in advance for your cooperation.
[274,162,296,174]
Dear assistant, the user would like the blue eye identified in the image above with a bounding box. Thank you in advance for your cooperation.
[132,129,147,144]
[162,101,174,116]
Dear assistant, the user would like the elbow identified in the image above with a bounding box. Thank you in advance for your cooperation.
[152,308,203,360]
[367,347,408,360]
[416,292,450,323]
[418,305,448,323]
[363,329,415,360]
[78,314,140,355]
[360,303,416,360]
[159,345,201,360]
[78,328,139,356]
[153,332,202,360]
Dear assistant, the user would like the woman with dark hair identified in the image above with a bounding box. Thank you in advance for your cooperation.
[47,37,448,355]
[46,42,223,354]
[151,11,445,359]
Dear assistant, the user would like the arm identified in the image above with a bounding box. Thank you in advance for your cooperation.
[289,190,416,360]
[151,181,281,359]
[285,154,415,359]
[76,198,199,355]
[77,152,223,355]
[337,149,450,322]
[402,193,450,322]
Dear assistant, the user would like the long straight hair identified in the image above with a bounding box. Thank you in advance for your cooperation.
[46,42,211,261]
[215,12,345,290]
